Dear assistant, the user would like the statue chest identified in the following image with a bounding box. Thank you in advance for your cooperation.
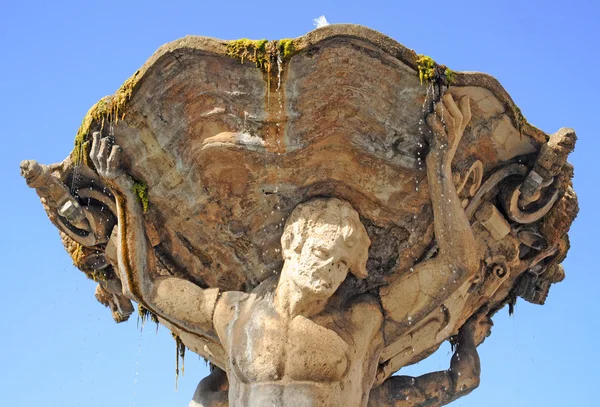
[229,303,351,383]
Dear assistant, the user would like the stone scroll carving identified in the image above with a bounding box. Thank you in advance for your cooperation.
[22,25,577,407]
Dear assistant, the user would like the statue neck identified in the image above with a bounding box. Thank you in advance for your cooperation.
[274,263,328,319]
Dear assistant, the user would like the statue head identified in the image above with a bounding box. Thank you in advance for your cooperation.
[280,198,371,297]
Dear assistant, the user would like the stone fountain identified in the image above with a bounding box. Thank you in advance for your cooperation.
[21,25,578,406]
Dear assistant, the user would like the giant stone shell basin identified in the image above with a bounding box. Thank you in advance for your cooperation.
[83,25,542,290]
[25,24,577,381]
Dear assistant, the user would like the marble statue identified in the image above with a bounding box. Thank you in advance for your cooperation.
[22,24,578,406]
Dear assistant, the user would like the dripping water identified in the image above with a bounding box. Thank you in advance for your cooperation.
[71,120,115,198]
[71,150,82,198]
[108,121,116,153]
[261,48,286,273]
[276,54,283,92]
[275,53,284,231]
[131,326,144,406]
[415,81,436,208]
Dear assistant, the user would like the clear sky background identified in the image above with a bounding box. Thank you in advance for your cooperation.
[1,0,598,406]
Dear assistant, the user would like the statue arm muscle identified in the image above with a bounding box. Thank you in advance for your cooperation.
[369,315,486,407]
[387,95,479,325]
[91,132,219,336]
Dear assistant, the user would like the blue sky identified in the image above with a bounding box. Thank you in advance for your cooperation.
[1,0,598,406]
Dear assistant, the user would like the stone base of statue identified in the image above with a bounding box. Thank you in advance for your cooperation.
[22,25,577,406]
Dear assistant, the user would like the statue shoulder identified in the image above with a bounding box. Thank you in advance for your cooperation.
[215,290,254,314]
[213,290,255,343]
[347,294,384,332]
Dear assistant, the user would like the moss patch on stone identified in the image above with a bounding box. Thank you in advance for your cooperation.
[72,242,84,267]
[417,55,436,85]
[132,181,149,213]
[87,268,114,283]
[227,38,272,72]
[226,38,298,74]
[514,105,528,135]
[416,55,456,88]
[172,332,187,388]
[278,38,296,60]
[71,72,141,165]
[138,303,159,326]
[444,68,455,85]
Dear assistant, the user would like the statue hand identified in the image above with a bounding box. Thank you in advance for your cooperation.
[90,132,129,187]
[459,312,493,347]
[426,94,471,164]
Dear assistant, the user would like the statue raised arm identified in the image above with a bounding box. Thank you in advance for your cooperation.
[382,94,479,335]
[21,27,579,407]
[90,132,221,338]
[93,133,383,406]
[368,313,492,407]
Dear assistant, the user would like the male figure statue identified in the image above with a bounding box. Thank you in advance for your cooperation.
[91,93,479,407]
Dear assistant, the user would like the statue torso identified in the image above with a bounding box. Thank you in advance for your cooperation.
[214,291,383,407]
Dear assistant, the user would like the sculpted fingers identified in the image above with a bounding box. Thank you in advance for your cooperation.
[458,96,472,133]
[426,94,472,160]
[97,137,111,174]
[90,132,102,171]
[89,132,130,189]
[442,93,463,131]
[106,145,123,178]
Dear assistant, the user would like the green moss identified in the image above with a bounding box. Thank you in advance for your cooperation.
[416,55,436,85]
[227,38,273,72]
[514,106,527,135]
[444,68,455,86]
[73,97,110,165]
[137,303,150,321]
[416,55,456,88]
[132,181,149,213]
[71,71,141,165]
[227,38,299,74]
[278,38,296,60]
[137,304,159,328]
[88,269,112,283]
[72,243,84,267]
[172,332,186,389]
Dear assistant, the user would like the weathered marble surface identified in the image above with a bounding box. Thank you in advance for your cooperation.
[21,24,577,407]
